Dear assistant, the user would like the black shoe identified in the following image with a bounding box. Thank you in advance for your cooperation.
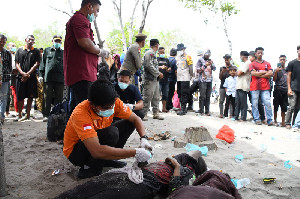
[177,110,187,116]
[77,167,103,179]
[187,107,194,112]
[195,110,202,114]
[103,160,127,168]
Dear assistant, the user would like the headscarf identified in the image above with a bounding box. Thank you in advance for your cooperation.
[113,54,121,69]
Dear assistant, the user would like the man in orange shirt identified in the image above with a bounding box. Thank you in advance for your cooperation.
[64,79,153,179]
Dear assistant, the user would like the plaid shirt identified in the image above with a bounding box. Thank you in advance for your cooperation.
[0,49,12,82]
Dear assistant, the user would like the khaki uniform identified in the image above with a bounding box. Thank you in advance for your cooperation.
[142,49,160,114]
[120,42,141,75]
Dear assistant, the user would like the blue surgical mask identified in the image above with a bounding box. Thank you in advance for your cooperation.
[159,54,165,58]
[53,42,61,49]
[87,13,95,23]
[118,82,129,90]
[240,58,244,63]
[97,106,115,117]
[11,47,16,52]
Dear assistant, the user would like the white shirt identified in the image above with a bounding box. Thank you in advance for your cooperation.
[236,60,251,92]
[223,76,237,97]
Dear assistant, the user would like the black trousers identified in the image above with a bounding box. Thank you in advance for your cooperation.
[224,94,235,117]
[189,81,200,109]
[133,109,145,119]
[166,81,176,110]
[199,82,212,114]
[235,89,248,121]
[69,80,93,117]
[68,119,135,169]
[177,81,190,108]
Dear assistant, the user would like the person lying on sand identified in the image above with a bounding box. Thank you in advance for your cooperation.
[55,151,207,199]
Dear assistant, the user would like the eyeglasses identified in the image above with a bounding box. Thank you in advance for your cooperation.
[280,59,286,61]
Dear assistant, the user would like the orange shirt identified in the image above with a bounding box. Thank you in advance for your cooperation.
[63,98,132,158]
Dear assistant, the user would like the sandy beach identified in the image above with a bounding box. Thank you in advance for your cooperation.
[1,103,300,199]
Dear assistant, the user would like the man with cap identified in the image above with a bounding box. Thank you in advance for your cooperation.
[120,33,147,77]
[218,54,233,118]
[196,49,216,115]
[176,43,193,116]
[234,51,251,121]
[39,35,64,121]
[142,39,164,121]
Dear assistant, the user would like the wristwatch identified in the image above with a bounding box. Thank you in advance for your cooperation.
[132,105,135,110]
[140,135,149,140]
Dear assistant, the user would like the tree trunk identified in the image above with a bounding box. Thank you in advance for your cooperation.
[68,0,74,14]
[0,127,7,197]
[139,0,154,34]
[112,0,128,53]
[129,0,140,46]
[221,9,232,55]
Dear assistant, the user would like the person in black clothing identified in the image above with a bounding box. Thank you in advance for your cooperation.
[15,35,40,121]
[115,70,144,119]
[166,48,177,111]
[157,47,170,112]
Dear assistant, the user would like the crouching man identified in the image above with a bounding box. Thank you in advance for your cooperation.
[63,79,152,179]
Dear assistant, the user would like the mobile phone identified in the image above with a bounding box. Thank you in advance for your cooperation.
[277,63,282,68]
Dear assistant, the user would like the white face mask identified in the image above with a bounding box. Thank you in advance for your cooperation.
[178,50,184,56]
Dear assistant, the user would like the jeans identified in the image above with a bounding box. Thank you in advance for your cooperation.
[292,110,300,128]
[235,89,248,121]
[199,82,212,114]
[166,81,176,110]
[251,90,273,124]
[0,82,10,118]
[159,81,169,101]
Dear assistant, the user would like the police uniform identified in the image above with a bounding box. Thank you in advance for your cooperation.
[142,48,161,119]
[176,51,193,115]
[120,34,147,77]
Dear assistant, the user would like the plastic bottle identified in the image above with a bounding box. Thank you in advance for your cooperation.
[259,144,267,153]
[236,178,250,189]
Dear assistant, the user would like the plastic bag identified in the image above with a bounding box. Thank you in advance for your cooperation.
[185,143,208,157]
[172,91,181,109]
[216,125,235,144]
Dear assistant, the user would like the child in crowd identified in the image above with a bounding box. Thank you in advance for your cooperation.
[223,65,237,119]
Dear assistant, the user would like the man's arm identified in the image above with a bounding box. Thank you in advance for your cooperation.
[144,54,160,77]
[77,38,106,56]
[131,46,142,70]
[251,70,267,77]
[127,112,146,137]
[83,137,136,160]
[287,71,293,96]
[134,100,144,110]
[27,61,40,76]
[236,70,244,77]
[273,68,281,82]
[260,70,273,79]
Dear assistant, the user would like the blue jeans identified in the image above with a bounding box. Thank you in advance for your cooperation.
[159,81,169,101]
[250,90,273,124]
[0,82,9,118]
[292,110,300,128]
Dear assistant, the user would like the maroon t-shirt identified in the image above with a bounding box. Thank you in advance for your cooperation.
[249,60,272,91]
[63,11,98,86]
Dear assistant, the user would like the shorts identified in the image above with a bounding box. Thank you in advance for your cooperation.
[16,75,38,101]
[273,89,288,112]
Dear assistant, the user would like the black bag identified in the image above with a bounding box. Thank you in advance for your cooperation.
[47,101,69,142]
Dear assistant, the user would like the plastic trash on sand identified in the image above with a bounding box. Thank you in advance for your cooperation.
[284,160,292,169]
[259,144,267,153]
[235,155,244,163]
[185,143,208,157]
[216,125,235,144]
[231,178,250,189]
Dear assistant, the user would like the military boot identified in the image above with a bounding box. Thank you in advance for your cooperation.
[153,112,164,120]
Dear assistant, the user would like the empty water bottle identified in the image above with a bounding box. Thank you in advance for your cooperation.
[236,178,250,189]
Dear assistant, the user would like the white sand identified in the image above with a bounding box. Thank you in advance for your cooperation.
[2,103,300,198]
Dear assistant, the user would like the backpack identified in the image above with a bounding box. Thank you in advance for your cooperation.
[47,101,69,142]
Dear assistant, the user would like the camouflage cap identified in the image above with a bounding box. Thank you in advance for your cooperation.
[135,33,147,40]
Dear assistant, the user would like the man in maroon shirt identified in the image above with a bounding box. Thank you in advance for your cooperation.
[249,47,274,126]
[64,0,106,114]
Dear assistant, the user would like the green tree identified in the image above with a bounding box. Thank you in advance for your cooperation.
[178,0,239,55]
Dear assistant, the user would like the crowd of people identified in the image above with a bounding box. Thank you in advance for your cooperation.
[1,0,300,197]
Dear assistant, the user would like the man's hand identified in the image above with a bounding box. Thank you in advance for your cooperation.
[276,67,282,72]
[167,67,171,72]
[159,72,164,79]
[21,73,30,82]
[135,148,152,162]
[140,138,153,151]
[165,157,180,169]
[288,89,293,96]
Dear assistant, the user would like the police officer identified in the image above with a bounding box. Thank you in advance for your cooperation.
[142,39,164,121]
[176,43,193,116]
[120,33,147,77]
[39,35,64,121]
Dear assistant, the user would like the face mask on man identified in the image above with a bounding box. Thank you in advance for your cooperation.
[118,82,129,90]
[53,42,61,49]
[87,7,95,23]
[96,105,115,117]
[11,47,16,52]
[178,50,184,56]
[159,54,165,58]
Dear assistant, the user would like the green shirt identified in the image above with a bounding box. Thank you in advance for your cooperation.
[40,46,64,83]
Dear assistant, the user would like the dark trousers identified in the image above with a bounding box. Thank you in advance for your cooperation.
[189,81,200,109]
[248,92,265,121]
[68,119,135,169]
[159,81,169,101]
[69,80,93,117]
[224,94,235,117]
[235,89,248,121]
[177,81,190,108]
[44,82,64,117]
[199,82,212,114]
[133,109,145,119]
[166,81,176,110]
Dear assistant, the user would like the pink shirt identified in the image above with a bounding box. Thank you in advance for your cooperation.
[63,11,98,86]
